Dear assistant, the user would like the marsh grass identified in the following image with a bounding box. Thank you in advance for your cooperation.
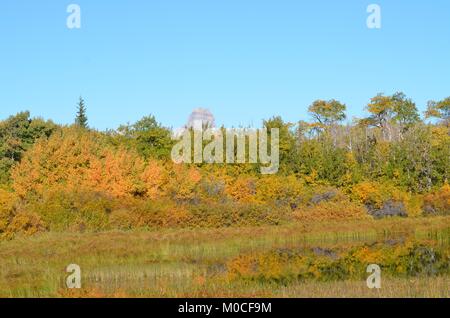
[0,217,449,298]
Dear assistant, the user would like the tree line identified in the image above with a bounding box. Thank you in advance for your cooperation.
[0,93,448,238]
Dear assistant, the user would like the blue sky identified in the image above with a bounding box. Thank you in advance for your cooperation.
[1,0,449,130]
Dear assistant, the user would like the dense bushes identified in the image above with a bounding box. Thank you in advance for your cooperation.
[0,100,449,239]
[0,188,46,239]
[293,191,369,222]
[5,211,46,238]
[351,181,423,218]
[11,127,160,199]
[23,188,112,232]
[0,189,16,236]
[423,184,450,216]
[0,123,446,238]
[186,202,290,227]
[26,193,291,231]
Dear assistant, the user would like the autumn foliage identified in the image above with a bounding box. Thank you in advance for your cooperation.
[0,93,449,239]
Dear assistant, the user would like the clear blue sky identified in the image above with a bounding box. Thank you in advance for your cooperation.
[1,0,449,130]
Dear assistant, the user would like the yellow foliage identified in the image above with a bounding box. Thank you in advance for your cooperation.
[375,141,391,157]
[304,169,319,185]
[225,176,257,203]
[352,181,384,208]
[226,255,258,280]
[367,95,393,115]
[293,195,369,222]
[353,246,386,264]
[6,212,46,237]
[352,181,424,217]
[0,190,46,239]
[0,189,16,233]
[255,175,303,206]
[430,126,450,147]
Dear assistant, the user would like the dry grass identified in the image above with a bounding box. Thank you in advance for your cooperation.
[277,277,450,298]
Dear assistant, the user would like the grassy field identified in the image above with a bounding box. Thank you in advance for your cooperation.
[0,217,449,298]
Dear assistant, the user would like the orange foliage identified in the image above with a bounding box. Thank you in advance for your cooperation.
[423,184,450,215]
[86,148,147,197]
[11,127,165,199]
[141,160,164,199]
[164,164,202,202]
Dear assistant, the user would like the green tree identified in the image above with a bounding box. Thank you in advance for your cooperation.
[365,92,420,140]
[308,99,346,127]
[426,97,450,127]
[75,97,88,128]
[307,99,347,147]
[0,112,56,185]
[117,115,173,160]
[391,92,420,131]
[263,116,297,173]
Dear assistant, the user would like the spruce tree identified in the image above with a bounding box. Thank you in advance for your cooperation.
[75,97,88,128]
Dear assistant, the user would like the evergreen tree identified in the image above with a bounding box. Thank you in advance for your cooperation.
[75,97,88,128]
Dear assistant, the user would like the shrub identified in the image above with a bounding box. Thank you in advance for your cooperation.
[255,175,304,208]
[0,189,46,239]
[107,209,135,230]
[293,191,369,222]
[127,199,190,228]
[0,189,17,235]
[351,181,388,208]
[198,176,227,202]
[187,202,291,228]
[6,211,46,238]
[164,164,202,203]
[224,176,257,203]
[24,188,111,232]
[423,184,450,216]
[351,181,424,217]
